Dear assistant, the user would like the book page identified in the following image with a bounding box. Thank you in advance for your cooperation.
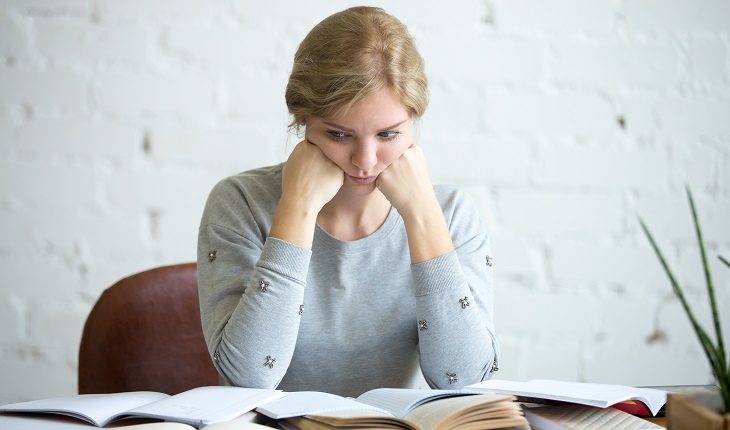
[355,388,481,418]
[468,379,667,416]
[296,412,419,430]
[256,392,387,420]
[0,392,168,427]
[403,394,528,430]
[523,404,663,430]
[125,387,282,426]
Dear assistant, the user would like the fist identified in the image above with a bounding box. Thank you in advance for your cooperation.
[376,145,435,215]
[281,140,344,212]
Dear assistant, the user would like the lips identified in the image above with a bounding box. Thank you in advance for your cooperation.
[347,174,377,185]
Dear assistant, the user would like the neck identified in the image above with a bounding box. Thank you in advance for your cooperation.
[317,188,392,241]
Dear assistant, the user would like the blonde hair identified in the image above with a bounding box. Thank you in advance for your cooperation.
[285,6,428,131]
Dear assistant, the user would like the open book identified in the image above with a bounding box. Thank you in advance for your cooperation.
[467,379,667,416]
[0,386,282,427]
[522,404,663,430]
[256,388,529,430]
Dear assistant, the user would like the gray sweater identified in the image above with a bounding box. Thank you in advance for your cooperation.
[197,163,498,397]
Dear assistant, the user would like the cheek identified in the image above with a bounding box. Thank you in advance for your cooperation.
[379,138,411,166]
[318,143,350,167]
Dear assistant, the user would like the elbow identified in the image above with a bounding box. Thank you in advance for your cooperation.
[212,341,287,389]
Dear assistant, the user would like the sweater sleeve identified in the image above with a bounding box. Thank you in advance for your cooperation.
[412,188,499,389]
[197,178,311,388]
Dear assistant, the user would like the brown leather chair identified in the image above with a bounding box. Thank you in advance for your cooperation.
[78,263,219,394]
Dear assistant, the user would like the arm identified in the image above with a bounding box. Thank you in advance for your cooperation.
[377,146,498,388]
[198,142,343,388]
[197,179,312,388]
[410,192,498,389]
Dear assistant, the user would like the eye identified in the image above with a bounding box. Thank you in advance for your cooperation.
[378,131,401,141]
[326,130,351,142]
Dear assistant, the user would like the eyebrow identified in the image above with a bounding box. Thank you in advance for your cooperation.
[323,119,409,133]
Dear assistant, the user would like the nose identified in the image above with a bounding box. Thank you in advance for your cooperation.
[351,139,378,173]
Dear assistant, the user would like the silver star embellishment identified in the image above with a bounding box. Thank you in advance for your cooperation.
[485,255,493,267]
[259,280,269,292]
[299,304,304,315]
[446,372,458,384]
[418,320,428,330]
[208,250,217,262]
[459,296,470,309]
[263,355,276,369]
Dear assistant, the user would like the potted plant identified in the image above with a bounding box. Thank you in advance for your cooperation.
[640,188,729,429]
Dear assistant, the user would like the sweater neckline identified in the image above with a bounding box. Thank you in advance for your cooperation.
[313,206,401,253]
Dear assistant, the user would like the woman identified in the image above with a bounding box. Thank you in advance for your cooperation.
[197,6,498,397]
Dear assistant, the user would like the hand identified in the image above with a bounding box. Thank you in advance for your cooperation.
[281,140,344,213]
[376,144,437,217]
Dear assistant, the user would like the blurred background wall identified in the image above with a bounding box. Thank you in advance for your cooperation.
[1,0,729,403]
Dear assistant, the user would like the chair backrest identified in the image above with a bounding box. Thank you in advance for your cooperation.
[78,263,219,394]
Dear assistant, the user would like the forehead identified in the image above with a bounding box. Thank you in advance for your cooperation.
[327,87,411,130]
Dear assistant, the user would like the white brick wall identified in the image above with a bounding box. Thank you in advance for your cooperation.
[1,0,728,403]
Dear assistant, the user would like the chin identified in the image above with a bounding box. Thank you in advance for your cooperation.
[343,182,378,196]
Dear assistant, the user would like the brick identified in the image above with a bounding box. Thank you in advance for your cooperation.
[490,233,543,284]
[536,144,672,191]
[667,141,723,193]
[0,67,88,113]
[591,292,658,340]
[8,118,140,161]
[584,296,714,385]
[102,165,220,224]
[0,159,97,209]
[95,69,215,117]
[675,243,730,293]
[34,19,150,65]
[495,285,599,339]
[0,251,86,300]
[425,133,532,185]
[659,98,730,137]
[492,335,529,380]
[151,124,283,169]
[222,74,292,127]
[0,119,15,158]
[149,210,199,263]
[496,190,622,236]
[95,0,219,23]
[27,299,87,348]
[585,341,711,385]
[622,94,730,138]
[550,239,671,289]
[686,37,727,85]
[0,8,28,57]
[0,295,24,343]
[0,206,143,257]
[624,0,730,33]
[477,36,544,84]
[0,348,76,403]
[484,89,614,137]
[521,338,582,381]
[548,40,680,88]
[419,31,543,84]
[8,0,91,17]
[166,24,287,70]
[634,193,730,244]
[491,0,614,33]
[424,81,484,133]
[456,186,498,229]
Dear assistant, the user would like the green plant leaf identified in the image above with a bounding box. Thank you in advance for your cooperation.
[686,187,727,372]
[638,217,721,374]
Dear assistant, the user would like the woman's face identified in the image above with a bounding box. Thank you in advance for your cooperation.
[305,87,413,195]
